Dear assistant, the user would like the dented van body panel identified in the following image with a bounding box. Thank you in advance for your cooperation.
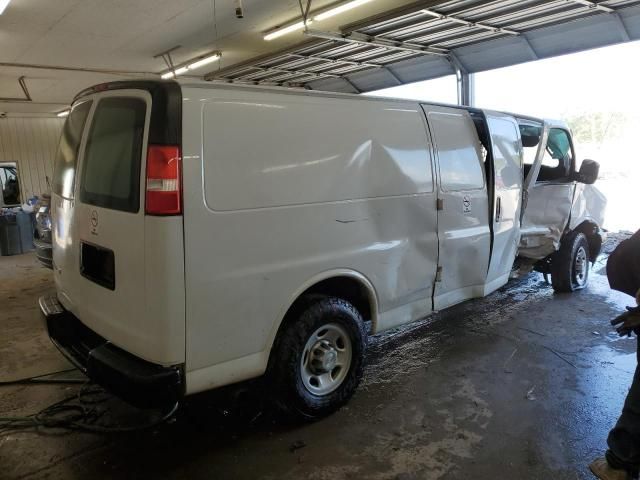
[569,183,607,232]
[519,183,575,259]
[517,117,606,261]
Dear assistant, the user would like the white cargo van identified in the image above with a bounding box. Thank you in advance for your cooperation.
[41,81,605,418]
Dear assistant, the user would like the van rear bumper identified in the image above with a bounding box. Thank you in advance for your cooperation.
[39,296,184,409]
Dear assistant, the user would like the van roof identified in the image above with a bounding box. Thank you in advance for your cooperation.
[180,80,571,128]
[74,78,481,115]
[74,79,566,130]
[180,78,482,113]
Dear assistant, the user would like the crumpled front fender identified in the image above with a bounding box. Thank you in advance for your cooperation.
[569,183,607,231]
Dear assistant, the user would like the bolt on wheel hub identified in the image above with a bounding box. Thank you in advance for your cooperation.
[310,340,338,373]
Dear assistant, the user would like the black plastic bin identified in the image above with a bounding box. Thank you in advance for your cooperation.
[0,215,21,256]
[0,212,35,256]
[17,211,34,252]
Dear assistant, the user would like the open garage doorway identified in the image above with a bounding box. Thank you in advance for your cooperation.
[475,41,640,233]
[368,41,640,233]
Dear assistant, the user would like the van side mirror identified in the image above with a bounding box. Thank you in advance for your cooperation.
[575,159,600,184]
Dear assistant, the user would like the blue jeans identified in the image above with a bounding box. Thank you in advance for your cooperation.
[607,336,640,477]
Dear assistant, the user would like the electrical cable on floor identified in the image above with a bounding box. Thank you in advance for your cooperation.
[0,381,179,434]
[0,368,85,386]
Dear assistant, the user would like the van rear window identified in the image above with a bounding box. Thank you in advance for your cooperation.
[80,98,146,213]
[53,101,92,199]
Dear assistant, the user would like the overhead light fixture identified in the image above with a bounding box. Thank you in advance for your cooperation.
[161,67,188,79]
[160,53,220,79]
[0,0,12,15]
[187,53,221,70]
[263,0,375,40]
[57,110,70,118]
[264,20,312,41]
[314,0,374,21]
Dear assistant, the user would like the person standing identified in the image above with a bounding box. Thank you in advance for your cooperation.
[591,230,640,480]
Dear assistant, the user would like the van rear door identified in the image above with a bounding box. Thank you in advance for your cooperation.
[52,84,185,366]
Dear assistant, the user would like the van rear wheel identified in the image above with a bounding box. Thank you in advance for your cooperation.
[269,296,367,421]
[551,232,590,293]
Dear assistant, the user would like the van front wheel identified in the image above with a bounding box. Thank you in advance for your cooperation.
[551,232,590,293]
[269,296,367,420]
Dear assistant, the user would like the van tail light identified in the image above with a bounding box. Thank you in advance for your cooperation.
[145,145,182,215]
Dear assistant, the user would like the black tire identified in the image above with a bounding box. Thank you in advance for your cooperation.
[551,232,591,293]
[269,295,367,421]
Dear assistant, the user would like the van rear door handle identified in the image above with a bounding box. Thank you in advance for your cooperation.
[495,196,502,223]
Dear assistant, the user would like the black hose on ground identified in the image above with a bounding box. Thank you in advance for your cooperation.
[0,378,179,433]
[0,368,86,386]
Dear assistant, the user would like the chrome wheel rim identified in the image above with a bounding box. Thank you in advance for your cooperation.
[574,246,588,286]
[300,323,352,396]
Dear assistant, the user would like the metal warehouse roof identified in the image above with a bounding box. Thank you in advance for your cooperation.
[205,0,640,93]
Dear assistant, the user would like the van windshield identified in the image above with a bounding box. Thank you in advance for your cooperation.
[79,97,146,213]
[52,101,92,199]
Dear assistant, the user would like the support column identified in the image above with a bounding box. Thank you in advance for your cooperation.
[450,54,475,107]
[458,71,475,107]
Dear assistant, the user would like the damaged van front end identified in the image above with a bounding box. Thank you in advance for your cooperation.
[517,118,607,291]
[520,183,607,259]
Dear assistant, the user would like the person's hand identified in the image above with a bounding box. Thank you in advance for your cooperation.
[611,306,640,337]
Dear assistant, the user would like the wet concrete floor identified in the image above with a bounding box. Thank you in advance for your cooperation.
[0,243,637,480]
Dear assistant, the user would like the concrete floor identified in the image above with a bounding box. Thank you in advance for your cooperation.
[0,241,637,480]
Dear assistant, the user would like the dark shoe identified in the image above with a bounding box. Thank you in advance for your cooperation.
[590,458,632,480]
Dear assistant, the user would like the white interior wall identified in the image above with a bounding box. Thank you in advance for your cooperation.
[0,117,64,201]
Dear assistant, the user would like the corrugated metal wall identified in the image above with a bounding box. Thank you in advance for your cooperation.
[0,117,64,201]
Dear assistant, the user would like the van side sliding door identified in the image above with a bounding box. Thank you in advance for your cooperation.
[484,113,524,292]
[422,105,491,310]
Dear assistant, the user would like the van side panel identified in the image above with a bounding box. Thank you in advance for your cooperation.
[181,88,439,393]
[202,98,433,211]
[424,106,491,311]
[143,216,186,365]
